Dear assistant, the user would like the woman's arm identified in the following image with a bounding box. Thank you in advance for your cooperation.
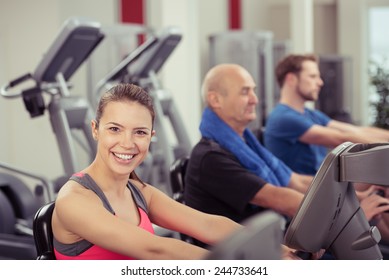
[143,184,242,246]
[53,185,210,260]
[144,184,306,260]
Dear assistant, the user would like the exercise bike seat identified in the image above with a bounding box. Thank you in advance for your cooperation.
[33,201,56,260]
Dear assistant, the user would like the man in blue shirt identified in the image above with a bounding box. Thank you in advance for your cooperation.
[264,54,389,243]
[264,54,389,176]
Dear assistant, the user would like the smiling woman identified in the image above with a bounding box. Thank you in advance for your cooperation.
[91,84,155,182]
[52,84,159,260]
[50,83,296,260]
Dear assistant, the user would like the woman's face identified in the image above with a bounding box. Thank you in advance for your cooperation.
[92,100,154,177]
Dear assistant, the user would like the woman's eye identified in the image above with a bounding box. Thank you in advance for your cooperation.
[109,127,120,132]
[136,130,148,135]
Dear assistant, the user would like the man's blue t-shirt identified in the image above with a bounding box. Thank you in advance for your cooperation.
[264,104,331,175]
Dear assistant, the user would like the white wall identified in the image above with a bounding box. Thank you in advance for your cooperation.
[146,0,202,145]
[338,0,369,125]
[0,0,62,180]
[0,16,9,161]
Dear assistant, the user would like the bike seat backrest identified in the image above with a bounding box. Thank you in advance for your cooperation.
[33,202,56,260]
[169,156,189,203]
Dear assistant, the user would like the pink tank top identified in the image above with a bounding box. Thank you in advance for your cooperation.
[54,173,154,260]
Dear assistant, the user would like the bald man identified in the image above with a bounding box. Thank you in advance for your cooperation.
[184,64,311,225]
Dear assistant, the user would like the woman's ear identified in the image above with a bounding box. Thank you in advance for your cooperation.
[91,120,98,140]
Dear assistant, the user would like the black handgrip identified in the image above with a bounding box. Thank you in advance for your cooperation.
[22,87,45,118]
[376,189,389,213]
[9,73,33,87]
[295,251,313,260]
[376,189,385,197]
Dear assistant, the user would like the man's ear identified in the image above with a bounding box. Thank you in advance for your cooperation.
[207,91,221,108]
[285,72,297,85]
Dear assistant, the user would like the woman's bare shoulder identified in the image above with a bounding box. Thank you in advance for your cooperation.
[128,179,159,201]
[55,179,99,206]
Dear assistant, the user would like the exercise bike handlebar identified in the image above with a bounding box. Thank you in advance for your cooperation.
[0,73,35,98]
[1,72,69,100]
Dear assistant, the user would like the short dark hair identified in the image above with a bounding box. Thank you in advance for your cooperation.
[275,54,318,87]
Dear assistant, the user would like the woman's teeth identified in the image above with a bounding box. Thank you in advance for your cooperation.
[114,153,134,160]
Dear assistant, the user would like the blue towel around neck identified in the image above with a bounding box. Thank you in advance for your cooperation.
[199,107,292,186]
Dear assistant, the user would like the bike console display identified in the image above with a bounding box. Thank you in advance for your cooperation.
[284,142,389,259]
